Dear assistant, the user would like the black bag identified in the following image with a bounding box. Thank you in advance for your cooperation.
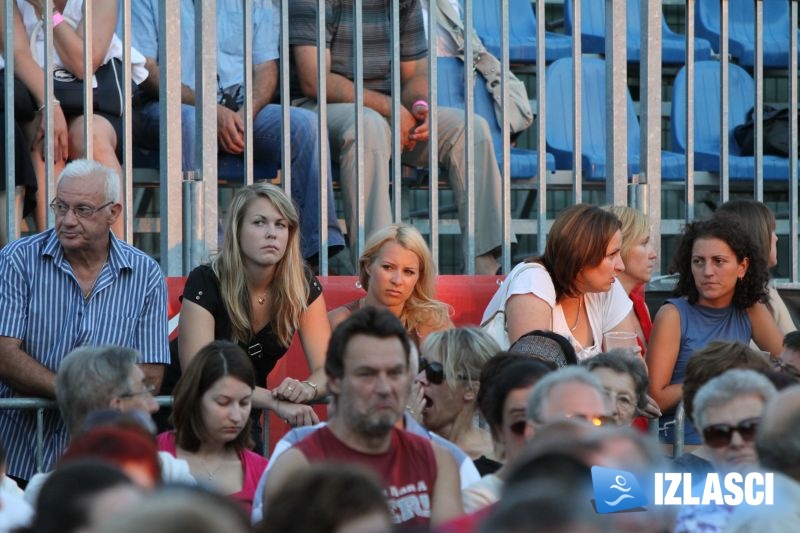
[53,58,125,117]
[734,105,791,157]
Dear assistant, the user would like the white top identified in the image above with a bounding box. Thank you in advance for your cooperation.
[420,0,462,57]
[482,262,632,361]
[462,473,503,513]
[17,0,148,85]
[0,483,33,532]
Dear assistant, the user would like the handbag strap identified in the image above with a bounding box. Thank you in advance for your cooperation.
[481,262,544,326]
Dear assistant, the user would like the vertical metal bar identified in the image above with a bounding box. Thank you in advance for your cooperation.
[719,0,729,201]
[120,0,133,242]
[571,0,582,203]
[536,0,546,254]
[464,0,475,273]
[159,0,183,275]
[685,0,696,222]
[197,1,218,258]
[500,0,510,273]
[279,0,292,194]
[43,0,55,229]
[316,0,329,275]
[242,1,254,185]
[605,0,627,204]
[4,0,17,242]
[754,0,763,199]
[640,0,662,271]
[427,2,439,267]
[82,1,93,159]
[354,0,365,260]
[790,0,798,283]
[36,408,44,472]
[390,0,402,226]
[674,401,685,457]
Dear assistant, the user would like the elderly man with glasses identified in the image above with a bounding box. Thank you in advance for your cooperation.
[0,159,169,484]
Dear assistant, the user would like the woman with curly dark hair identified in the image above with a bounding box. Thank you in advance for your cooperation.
[647,216,782,447]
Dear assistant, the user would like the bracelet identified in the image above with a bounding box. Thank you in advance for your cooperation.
[36,99,60,112]
[52,11,65,28]
[412,99,429,111]
[301,380,318,398]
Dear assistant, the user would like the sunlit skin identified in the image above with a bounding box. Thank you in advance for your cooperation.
[54,173,119,258]
[690,238,749,308]
[365,241,420,317]
[575,230,626,293]
[238,197,290,273]
[417,350,464,434]
[498,386,535,463]
[769,230,778,267]
[525,382,611,439]
[114,365,159,415]
[617,232,657,294]
[591,368,638,425]
[701,394,765,471]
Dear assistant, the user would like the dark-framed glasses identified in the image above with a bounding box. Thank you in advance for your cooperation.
[565,413,614,427]
[419,356,445,385]
[50,200,114,218]
[702,417,760,448]
[118,384,156,399]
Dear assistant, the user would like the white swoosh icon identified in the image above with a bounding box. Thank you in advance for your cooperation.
[609,484,631,492]
[604,494,635,506]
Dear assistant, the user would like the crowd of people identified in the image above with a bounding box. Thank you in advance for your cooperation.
[1,1,800,533]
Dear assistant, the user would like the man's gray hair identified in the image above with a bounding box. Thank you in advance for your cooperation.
[526,366,606,423]
[756,386,800,480]
[58,159,120,203]
[692,369,776,431]
[55,345,140,434]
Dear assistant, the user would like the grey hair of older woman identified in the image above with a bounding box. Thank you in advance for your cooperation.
[692,369,777,431]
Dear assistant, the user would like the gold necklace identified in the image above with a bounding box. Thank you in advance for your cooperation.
[570,295,584,332]
[257,293,267,305]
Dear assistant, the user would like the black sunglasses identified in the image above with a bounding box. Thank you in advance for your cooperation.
[509,420,527,436]
[702,417,760,448]
[419,356,445,385]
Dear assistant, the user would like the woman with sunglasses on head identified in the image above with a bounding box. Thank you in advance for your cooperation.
[461,354,553,512]
[647,217,783,449]
[482,204,640,360]
[713,199,797,336]
[328,223,453,346]
[178,183,328,429]
[674,369,776,533]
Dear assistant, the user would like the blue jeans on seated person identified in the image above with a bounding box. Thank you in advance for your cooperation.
[133,101,344,260]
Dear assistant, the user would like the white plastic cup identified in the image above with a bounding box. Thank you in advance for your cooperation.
[603,331,639,353]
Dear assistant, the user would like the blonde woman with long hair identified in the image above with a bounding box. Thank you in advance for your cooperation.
[178,184,328,428]
[328,223,453,345]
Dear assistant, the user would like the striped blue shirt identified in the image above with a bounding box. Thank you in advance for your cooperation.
[0,229,170,479]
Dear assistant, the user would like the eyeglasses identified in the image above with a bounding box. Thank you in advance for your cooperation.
[508,420,527,436]
[118,384,156,399]
[419,356,445,385]
[565,413,614,427]
[774,358,800,380]
[702,417,760,448]
[50,200,114,219]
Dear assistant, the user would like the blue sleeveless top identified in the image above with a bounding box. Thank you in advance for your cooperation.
[659,297,752,445]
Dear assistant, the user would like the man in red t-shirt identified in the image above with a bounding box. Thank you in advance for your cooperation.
[264,307,462,527]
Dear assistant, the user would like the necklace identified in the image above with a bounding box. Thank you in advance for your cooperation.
[196,455,226,481]
[570,295,584,332]
[257,293,267,305]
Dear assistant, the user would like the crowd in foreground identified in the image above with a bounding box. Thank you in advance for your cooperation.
[1,159,799,533]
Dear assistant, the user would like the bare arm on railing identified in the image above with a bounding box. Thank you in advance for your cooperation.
[22,0,117,79]
[0,3,68,161]
[0,336,56,397]
[646,303,684,412]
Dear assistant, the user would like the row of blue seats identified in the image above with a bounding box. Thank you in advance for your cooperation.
[476,0,799,68]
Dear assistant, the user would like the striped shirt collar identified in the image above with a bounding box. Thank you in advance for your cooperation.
[39,229,133,273]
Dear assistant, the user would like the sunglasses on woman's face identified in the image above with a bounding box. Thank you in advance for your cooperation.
[418,356,445,385]
[702,417,761,448]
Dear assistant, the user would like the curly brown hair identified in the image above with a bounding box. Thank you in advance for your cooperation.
[669,216,769,308]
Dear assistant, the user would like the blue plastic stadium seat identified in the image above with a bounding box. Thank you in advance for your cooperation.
[671,60,794,180]
[436,56,554,178]
[472,0,571,63]
[545,56,686,181]
[696,0,800,67]
[564,0,713,64]
[132,146,279,183]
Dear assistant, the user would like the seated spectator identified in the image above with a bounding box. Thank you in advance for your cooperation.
[257,465,392,533]
[131,0,344,263]
[329,223,453,346]
[264,307,463,528]
[482,204,639,357]
[775,330,800,380]
[96,486,251,533]
[413,327,499,474]
[507,330,577,367]
[462,354,553,512]
[0,160,169,483]
[674,369,776,533]
[601,205,658,347]
[16,0,148,238]
[582,349,658,426]
[713,199,797,335]
[158,341,267,514]
[176,184,326,432]
[18,460,142,533]
[647,218,782,448]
